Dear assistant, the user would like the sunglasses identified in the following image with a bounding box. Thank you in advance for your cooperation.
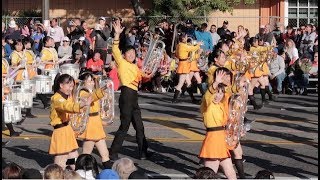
[63,40,69,42]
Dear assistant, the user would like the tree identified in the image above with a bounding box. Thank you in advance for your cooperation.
[146,0,256,18]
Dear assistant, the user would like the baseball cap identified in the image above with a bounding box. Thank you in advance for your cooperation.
[75,49,82,55]
[99,16,106,21]
[186,19,193,24]
[96,169,120,179]
[223,20,229,24]
[79,36,85,41]
[273,47,278,53]
[63,36,70,42]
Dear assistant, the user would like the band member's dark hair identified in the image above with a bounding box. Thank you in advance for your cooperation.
[53,74,75,93]
[79,72,94,81]
[12,39,25,50]
[249,37,258,46]
[123,45,136,54]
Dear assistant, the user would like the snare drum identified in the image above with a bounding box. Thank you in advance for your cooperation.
[10,88,34,108]
[34,75,52,94]
[2,100,22,124]
[21,79,37,97]
[60,64,80,80]
[44,68,59,84]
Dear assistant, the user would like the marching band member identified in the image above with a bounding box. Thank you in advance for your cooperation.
[2,48,21,137]
[38,36,59,109]
[22,38,37,118]
[249,37,274,106]
[199,71,237,179]
[10,39,37,119]
[189,47,205,96]
[49,74,92,170]
[109,20,153,160]
[172,33,202,103]
[77,72,113,169]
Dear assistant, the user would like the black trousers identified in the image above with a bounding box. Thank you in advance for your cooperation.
[110,86,148,155]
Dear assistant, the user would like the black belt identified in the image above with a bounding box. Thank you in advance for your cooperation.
[179,59,189,61]
[53,122,69,129]
[89,112,99,117]
[206,126,225,132]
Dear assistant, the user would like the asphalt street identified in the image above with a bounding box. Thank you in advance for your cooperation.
[2,91,318,179]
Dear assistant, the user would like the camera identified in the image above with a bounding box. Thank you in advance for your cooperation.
[69,20,74,26]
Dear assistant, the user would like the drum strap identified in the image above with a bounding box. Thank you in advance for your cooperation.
[206,126,225,132]
[89,112,99,117]
[53,122,69,129]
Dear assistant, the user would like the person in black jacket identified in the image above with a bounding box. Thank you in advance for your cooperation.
[217,20,231,40]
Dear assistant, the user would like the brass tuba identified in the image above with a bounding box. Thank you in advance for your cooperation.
[69,80,90,136]
[142,32,166,76]
[96,76,115,125]
[225,93,245,149]
[187,37,198,62]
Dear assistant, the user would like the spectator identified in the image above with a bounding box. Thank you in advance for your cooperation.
[254,170,275,179]
[81,20,94,46]
[2,36,13,64]
[255,25,265,40]
[112,158,137,180]
[67,18,85,44]
[47,18,65,50]
[58,36,73,58]
[75,154,99,180]
[268,47,286,94]
[2,21,6,36]
[272,22,285,49]
[182,19,196,40]
[97,169,120,179]
[90,16,111,62]
[285,38,299,66]
[31,24,46,56]
[126,26,138,46]
[8,20,22,41]
[2,162,23,179]
[294,27,304,50]
[287,53,312,95]
[128,170,149,179]
[43,164,64,179]
[195,23,213,53]
[263,24,276,46]
[108,60,120,91]
[217,20,231,40]
[282,25,295,42]
[309,51,318,77]
[300,24,317,55]
[159,19,173,56]
[244,28,251,51]
[193,167,218,179]
[86,51,105,75]
[72,49,86,72]
[21,24,31,38]
[72,36,89,59]
[209,24,220,49]
[20,168,42,179]
[64,169,82,179]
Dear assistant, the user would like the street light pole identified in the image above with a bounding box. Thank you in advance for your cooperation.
[42,0,49,21]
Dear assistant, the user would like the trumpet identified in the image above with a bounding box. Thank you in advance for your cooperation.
[142,32,166,76]
[69,80,90,136]
[96,76,115,125]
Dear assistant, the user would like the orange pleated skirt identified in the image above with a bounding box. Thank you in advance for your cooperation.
[49,124,79,155]
[78,115,106,141]
[199,131,231,159]
[176,61,191,74]
[189,60,200,72]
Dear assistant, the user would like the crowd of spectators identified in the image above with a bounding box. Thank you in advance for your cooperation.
[2,17,318,95]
